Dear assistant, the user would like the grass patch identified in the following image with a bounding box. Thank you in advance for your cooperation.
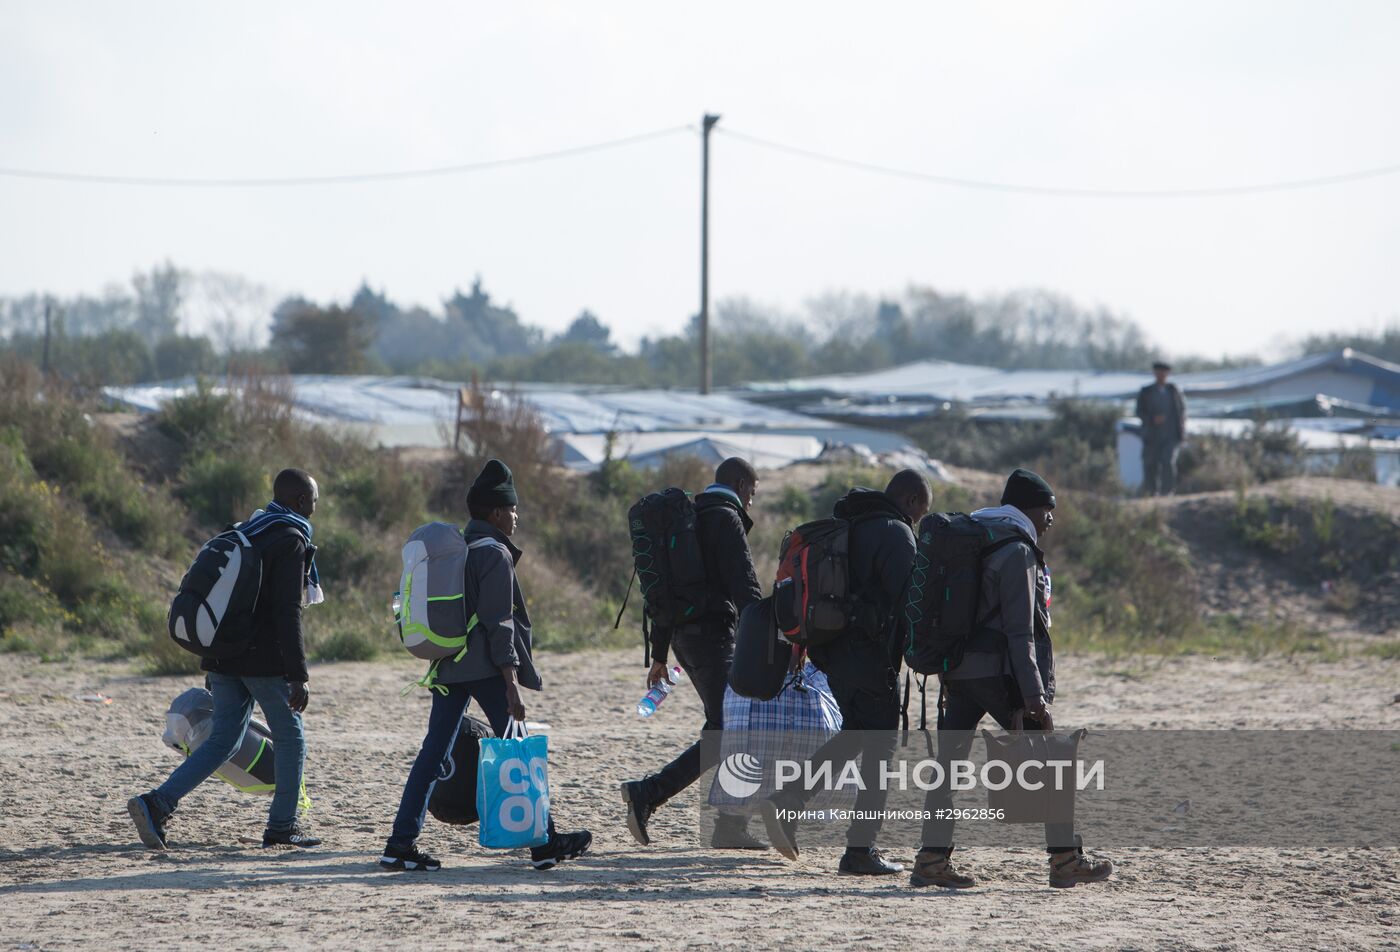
[1362,641,1400,661]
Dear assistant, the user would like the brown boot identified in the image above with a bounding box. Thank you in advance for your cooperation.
[909,849,977,889]
[1048,842,1114,888]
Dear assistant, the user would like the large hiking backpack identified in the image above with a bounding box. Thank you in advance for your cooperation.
[396,523,495,661]
[771,518,861,647]
[427,714,495,826]
[627,488,708,629]
[167,527,263,659]
[902,512,1030,676]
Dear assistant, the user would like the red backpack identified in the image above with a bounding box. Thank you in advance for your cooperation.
[771,518,859,647]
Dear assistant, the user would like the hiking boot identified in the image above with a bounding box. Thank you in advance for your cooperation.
[1049,839,1114,888]
[262,824,322,848]
[620,781,655,846]
[127,794,170,851]
[379,842,442,871]
[910,849,977,889]
[838,847,904,876]
[530,829,593,870]
[711,814,766,850]
[759,798,799,861]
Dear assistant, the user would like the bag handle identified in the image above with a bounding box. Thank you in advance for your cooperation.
[503,716,529,740]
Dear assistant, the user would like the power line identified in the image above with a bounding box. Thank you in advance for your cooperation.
[719,127,1400,199]
[0,125,693,188]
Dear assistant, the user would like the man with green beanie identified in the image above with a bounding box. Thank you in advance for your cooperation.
[910,468,1114,890]
[380,458,592,872]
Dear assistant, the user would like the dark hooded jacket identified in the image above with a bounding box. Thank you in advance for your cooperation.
[832,488,917,660]
[649,487,762,664]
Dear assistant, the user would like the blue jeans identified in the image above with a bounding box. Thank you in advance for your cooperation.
[389,676,554,847]
[151,672,306,832]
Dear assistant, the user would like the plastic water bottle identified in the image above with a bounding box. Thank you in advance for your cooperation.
[637,665,685,718]
[391,591,402,622]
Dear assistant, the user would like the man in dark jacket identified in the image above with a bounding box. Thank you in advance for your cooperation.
[129,468,322,850]
[911,469,1114,890]
[761,469,930,876]
[622,457,765,849]
[380,459,592,872]
[1135,361,1187,496]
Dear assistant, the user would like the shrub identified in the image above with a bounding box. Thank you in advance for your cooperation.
[156,381,236,451]
[329,458,428,530]
[180,452,268,526]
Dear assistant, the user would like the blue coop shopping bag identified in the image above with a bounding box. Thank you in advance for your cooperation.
[476,718,551,849]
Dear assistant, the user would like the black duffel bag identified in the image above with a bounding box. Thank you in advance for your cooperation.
[728,596,794,701]
[428,714,495,826]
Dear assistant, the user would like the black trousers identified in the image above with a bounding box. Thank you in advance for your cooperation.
[1142,436,1180,496]
[784,633,901,849]
[920,675,1075,852]
[643,627,734,804]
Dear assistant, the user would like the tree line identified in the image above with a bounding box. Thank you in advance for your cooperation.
[4,263,1390,390]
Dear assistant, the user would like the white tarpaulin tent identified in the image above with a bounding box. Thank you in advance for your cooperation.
[104,376,929,473]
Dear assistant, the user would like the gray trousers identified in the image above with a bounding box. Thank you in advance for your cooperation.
[1141,436,1180,496]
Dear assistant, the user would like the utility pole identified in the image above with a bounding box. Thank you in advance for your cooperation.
[41,298,52,376]
[698,112,720,395]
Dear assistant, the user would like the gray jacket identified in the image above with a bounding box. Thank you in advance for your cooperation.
[945,518,1055,704]
[433,520,542,690]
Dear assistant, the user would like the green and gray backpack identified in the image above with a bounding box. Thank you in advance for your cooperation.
[395,522,494,661]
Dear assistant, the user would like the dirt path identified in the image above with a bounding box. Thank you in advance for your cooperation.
[2,650,1398,951]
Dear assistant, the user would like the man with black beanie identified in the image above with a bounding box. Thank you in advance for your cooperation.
[910,468,1114,890]
[380,458,592,872]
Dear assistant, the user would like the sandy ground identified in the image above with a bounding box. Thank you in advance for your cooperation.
[2,649,1399,951]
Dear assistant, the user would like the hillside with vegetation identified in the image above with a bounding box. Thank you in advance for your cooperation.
[2,359,1395,677]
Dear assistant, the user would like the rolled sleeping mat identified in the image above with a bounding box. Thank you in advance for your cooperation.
[728,596,794,701]
[162,687,309,807]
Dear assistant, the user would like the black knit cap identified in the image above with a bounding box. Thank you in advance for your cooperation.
[1152,360,1172,371]
[1001,468,1056,510]
[467,458,518,509]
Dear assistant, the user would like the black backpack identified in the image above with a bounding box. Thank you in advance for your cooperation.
[627,488,709,631]
[428,714,495,826]
[902,513,1031,676]
[167,527,263,659]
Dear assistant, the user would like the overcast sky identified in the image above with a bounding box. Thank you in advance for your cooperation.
[3,1,1398,359]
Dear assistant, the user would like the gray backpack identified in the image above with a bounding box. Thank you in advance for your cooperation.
[396,522,496,661]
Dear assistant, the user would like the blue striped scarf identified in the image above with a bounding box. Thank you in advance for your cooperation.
[238,500,324,604]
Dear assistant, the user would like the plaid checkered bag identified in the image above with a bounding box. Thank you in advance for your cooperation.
[708,662,844,810]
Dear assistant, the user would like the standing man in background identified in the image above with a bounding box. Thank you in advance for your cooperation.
[1136,361,1187,496]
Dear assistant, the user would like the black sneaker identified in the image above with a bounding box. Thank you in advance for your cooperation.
[380,843,442,871]
[838,847,904,876]
[127,794,169,851]
[530,829,593,870]
[759,798,799,861]
[262,824,322,848]
[620,781,655,846]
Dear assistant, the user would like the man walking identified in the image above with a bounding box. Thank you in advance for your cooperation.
[910,468,1114,889]
[129,468,322,850]
[622,457,765,849]
[1136,361,1187,496]
[380,459,592,872]
[761,469,931,876]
